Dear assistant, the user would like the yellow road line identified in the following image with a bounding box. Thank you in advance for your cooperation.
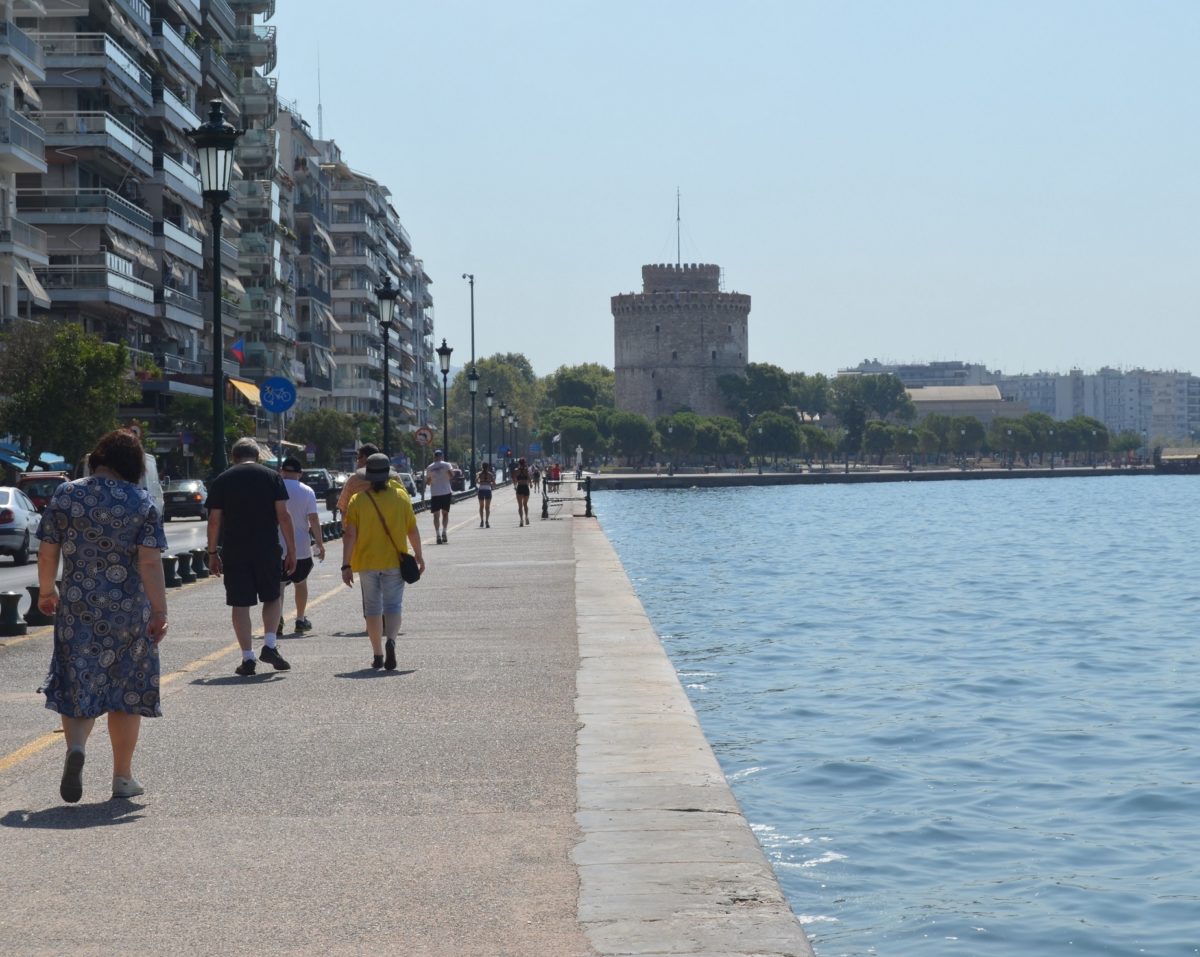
[0,731,60,774]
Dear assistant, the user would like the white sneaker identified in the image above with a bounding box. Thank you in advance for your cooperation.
[112,776,145,799]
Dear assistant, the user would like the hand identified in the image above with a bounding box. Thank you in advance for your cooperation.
[341,566,354,587]
[37,586,58,616]
[208,553,223,577]
[284,552,297,577]
[415,555,426,574]
[147,610,168,644]
[316,544,326,561]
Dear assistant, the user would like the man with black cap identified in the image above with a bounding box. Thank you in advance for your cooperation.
[278,456,325,633]
[424,448,454,544]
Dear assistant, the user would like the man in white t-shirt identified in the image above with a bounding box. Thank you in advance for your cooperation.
[277,457,325,632]
[425,448,455,544]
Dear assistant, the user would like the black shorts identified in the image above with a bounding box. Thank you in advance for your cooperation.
[221,547,283,607]
[281,556,314,584]
[516,484,530,497]
[430,493,452,513]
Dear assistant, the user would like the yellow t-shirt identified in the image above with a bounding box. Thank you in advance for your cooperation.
[345,484,416,572]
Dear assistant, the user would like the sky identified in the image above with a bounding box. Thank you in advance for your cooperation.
[271,1,1199,380]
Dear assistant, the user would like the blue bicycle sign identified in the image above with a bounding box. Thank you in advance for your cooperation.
[259,377,297,414]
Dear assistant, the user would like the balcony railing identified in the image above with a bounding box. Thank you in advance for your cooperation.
[34,33,153,100]
[152,83,202,131]
[0,105,45,163]
[115,0,151,26]
[156,219,203,256]
[0,20,45,72]
[158,286,203,316]
[40,263,155,303]
[201,44,237,94]
[201,0,236,35]
[0,218,47,257]
[228,24,276,72]
[37,110,153,168]
[297,283,331,306]
[151,20,201,78]
[18,187,154,234]
[155,152,202,202]
[298,326,331,348]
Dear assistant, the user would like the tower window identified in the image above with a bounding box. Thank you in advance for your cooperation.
[727,324,732,333]
[711,350,717,361]
[655,324,660,333]
[671,351,678,360]
[656,388,663,401]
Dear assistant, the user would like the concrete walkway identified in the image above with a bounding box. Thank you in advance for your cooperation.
[0,485,812,957]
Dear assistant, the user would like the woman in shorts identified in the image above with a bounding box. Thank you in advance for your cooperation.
[514,457,532,526]
[476,462,494,528]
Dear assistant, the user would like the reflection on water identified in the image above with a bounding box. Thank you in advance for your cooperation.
[597,477,1200,957]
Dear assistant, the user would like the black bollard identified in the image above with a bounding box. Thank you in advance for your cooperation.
[176,552,196,583]
[334,520,343,538]
[23,585,54,626]
[0,592,28,636]
[585,476,594,518]
[191,549,209,579]
[162,555,181,588]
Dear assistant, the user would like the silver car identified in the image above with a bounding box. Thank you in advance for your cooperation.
[0,486,42,565]
[395,472,418,498]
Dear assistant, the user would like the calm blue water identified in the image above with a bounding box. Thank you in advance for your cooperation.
[595,476,1200,957]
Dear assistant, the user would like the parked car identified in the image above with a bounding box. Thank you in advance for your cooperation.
[450,465,465,492]
[301,468,333,496]
[16,471,71,511]
[0,486,42,565]
[395,472,418,498]
[162,479,208,521]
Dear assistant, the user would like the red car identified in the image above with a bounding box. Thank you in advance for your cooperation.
[17,471,71,511]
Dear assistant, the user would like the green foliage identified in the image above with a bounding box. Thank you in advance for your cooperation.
[718,362,793,423]
[859,374,916,421]
[750,410,802,459]
[164,394,255,473]
[862,420,893,463]
[790,372,830,416]
[608,410,655,463]
[828,377,869,451]
[0,321,139,466]
[656,412,699,459]
[287,408,357,469]
[448,353,541,462]
[543,362,614,409]
[800,424,835,463]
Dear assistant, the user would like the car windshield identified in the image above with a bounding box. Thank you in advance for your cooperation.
[167,480,201,491]
[21,479,64,497]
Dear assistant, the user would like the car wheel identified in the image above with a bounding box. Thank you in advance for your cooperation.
[199,508,208,521]
[12,532,29,566]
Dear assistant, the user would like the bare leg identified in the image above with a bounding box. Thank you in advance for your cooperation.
[261,597,281,636]
[385,612,401,643]
[365,614,384,656]
[61,715,96,753]
[108,712,142,779]
[294,580,309,620]
[231,606,253,652]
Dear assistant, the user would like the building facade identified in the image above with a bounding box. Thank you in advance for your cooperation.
[612,262,749,421]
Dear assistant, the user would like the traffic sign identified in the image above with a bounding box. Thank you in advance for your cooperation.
[414,427,434,447]
[528,442,541,454]
[259,377,296,414]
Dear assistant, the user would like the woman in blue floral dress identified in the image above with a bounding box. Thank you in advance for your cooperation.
[37,429,169,803]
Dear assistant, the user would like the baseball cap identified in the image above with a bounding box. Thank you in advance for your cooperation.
[281,456,302,471]
[433,448,444,456]
[365,453,391,482]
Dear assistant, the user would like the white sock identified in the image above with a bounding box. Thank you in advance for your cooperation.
[242,649,256,661]
[263,633,277,649]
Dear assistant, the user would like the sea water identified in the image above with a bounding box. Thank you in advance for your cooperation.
[594,476,1200,957]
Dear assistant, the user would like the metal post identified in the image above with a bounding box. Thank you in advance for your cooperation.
[441,370,449,460]
[464,274,476,486]
[209,204,227,474]
[585,475,593,517]
[381,321,391,458]
[487,405,493,468]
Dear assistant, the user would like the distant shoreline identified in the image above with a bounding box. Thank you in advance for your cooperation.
[588,465,1162,491]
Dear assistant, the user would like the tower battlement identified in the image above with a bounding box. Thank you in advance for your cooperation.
[641,263,721,293]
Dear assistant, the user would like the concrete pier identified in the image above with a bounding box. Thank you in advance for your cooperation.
[0,485,812,957]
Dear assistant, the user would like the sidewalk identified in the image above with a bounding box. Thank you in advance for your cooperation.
[0,484,812,957]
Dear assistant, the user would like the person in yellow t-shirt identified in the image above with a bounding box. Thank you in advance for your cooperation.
[340,454,425,671]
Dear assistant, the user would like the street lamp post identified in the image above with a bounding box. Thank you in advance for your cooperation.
[374,275,400,459]
[484,388,494,468]
[436,339,453,458]
[508,413,515,462]
[1048,428,1055,469]
[188,101,242,475]
[756,426,763,475]
[467,366,479,486]
[1006,428,1013,470]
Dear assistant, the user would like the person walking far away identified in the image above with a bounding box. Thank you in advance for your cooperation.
[206,437,296,676]
[341,453,425,670]
[277,456,324,634]
[337,443,388,515]
[36,429,169,802]
[476,462,494,527]
[425,448,454,543]
[514,457,532,526]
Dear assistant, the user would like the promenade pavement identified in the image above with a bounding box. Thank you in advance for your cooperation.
[0,483,812,957]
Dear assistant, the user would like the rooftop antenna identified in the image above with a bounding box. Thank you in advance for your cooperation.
[676,188,681,267]
[317,48,324,139]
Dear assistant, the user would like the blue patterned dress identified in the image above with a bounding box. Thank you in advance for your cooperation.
[38,476,168,718]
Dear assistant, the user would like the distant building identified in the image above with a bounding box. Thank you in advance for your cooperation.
[612,263,749,420]
[906,385,1028,425]
[843,360,993,388]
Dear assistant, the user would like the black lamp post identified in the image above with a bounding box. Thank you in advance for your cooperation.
[484,387,494,468]
[188,100,242,475]
[467,366,479,487]
[436,338,453,457]
[756,426,762,475]
[375,275,400,459]
[498,399,507,469]
[512,417,519,461]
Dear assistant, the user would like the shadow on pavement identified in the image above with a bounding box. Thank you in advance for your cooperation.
[331,630,369,638]
[334,669,416,680]
[1,803,145,829]
[189,674,287,687]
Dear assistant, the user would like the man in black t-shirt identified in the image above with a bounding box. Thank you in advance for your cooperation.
[207,437,297,676]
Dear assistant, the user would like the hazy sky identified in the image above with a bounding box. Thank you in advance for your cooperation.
[271,1,1198,379]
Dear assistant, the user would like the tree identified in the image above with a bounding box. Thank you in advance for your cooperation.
[862,420,893,464]
[447,353,541,463]
[286,408,357,469]
[790,372,830,417]
[542,363,614,409]
[163,395,256,474]
[860,374,916,422]
[608,411,655,465]
[0,322,139,467]
[718,362,792,423]
[656,412,698,462]
[828,377,869,456]
[753,410,802,464]
[799,424,833,467]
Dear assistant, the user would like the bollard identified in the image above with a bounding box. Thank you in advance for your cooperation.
[176,552,196,584]
[0,592,28,636]
[585,475,593,518]
[541,491,549,520]
[334,520,343,538]
[24,585,54,626]
[162,555,181,588]
[191,549,209,579]
[323,522,333,541]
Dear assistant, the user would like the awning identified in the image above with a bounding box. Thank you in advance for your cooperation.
[183,207,207,235]
[0,449,28,470]
[222,274,246,296]
[157,317,193,342]
[311,347,331,374]
[107,10,155,59]
[15,260,50,308]
[105,228,156,270]
[14,69,41,110]
[312,222,334,252]
[313,299,341,333]
[229,379,260,406]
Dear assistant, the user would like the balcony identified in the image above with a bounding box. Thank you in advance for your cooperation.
[200,44,237,96]
[35,33,154,108]
[298,325,331,348]
[156,285,203,328]
[151,20,201,84]
[18,187,154,242]
[158,352,205,375]
[152,152,202,206]
[200,0,236,38]
[0,20,46,78]
[297,238,330,266]
[198,349,242,379]
[153,219,203,266]
[233,178,279,221]
[228,0,275,14]
[37,110,153,175]
[37,258,156,316]
[114,0,151,28]
[238,74,277,125]
[296,283,331,306]
[238,230,280,267]
[0,105,45,174]
[151,82,202,132]
[0,218,48,265]
[236,127,277,172]
[228,24,276,73]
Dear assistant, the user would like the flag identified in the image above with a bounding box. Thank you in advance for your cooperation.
[552,433,561,442]
[230,338,245,363]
